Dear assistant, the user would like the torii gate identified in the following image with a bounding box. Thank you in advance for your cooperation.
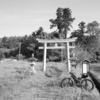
[37,37,77,72]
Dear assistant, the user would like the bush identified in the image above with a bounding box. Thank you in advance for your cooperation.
[28,57,38,62]
[74,46,91,63]
[16,54,25,60]
[0,51,5,60]
[49,56,61,62]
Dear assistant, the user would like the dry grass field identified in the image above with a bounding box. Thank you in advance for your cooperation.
[0,59,99,100]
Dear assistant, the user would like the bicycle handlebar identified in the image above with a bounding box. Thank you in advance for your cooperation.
[70,72,76,78]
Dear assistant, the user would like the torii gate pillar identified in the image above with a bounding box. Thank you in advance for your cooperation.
[67,42,71,72]
[43,43,47,71]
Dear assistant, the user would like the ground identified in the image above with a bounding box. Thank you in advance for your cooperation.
[0,59,99,100]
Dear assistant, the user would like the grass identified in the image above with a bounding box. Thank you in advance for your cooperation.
[0,60,99,100]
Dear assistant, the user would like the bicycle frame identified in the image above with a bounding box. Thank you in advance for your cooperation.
[70,72,83,87]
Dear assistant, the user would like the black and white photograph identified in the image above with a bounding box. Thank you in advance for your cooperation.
[0,0,100,99]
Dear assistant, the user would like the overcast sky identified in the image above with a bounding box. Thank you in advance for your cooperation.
[0,0,100,37]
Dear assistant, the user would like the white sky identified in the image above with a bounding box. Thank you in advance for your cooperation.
[0,0,100,37]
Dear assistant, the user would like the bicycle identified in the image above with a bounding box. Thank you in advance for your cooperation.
[60,72,94,91]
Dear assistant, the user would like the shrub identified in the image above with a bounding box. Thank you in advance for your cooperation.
[74,46,91,62]
[0,51,5,60]
[16,54,25,60]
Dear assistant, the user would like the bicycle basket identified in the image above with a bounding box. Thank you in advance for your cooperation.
[82,74,88,78]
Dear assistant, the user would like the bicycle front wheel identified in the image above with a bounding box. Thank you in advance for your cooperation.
[60,78,73,88]
[81,79,94,91]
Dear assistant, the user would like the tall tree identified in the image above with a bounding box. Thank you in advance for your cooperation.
[50,7,75,39]
[70,21,86,45]
[87,21,100,36]
[35,27,48,39]
[78,21,86,35]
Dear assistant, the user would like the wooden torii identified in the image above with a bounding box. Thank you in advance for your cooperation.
[37,37,77,72]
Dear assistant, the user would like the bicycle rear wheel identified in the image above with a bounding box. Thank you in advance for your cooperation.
[81,79,94,91]
[60,78,73,88]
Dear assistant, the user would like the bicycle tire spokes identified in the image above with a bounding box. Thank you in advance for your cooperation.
[81,79,94,91]
[61,78,73,88]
